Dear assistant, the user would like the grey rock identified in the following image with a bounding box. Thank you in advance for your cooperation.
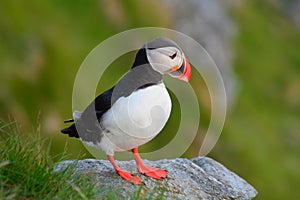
[55,157,257,199]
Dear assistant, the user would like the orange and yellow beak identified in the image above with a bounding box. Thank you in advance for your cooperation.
[169,55,192,82]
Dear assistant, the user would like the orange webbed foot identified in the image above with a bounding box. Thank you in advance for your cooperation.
[116,169,143,185]
[138,165,168,180]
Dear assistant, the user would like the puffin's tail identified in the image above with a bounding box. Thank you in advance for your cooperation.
[61,123,79,138]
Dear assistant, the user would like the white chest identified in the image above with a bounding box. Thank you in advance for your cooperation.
[99,83,171,154]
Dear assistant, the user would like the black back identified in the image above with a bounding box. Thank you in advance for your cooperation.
[61,47,163,140]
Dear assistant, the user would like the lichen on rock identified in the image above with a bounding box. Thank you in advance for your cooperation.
[55,157,257,199]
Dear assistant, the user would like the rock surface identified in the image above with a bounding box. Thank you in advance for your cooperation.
[55,157,257,199]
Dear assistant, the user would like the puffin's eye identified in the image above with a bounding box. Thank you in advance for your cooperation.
[169,52,177,59]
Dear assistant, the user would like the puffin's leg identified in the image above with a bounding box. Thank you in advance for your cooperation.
[132,148,168,180]
[107,155,142,185]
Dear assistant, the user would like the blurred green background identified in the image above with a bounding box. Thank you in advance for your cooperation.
[1,0,300,199]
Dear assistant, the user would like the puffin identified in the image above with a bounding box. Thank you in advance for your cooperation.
[61,37,192,185]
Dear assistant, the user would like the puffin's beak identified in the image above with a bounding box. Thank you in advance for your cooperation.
[169,55,192,82]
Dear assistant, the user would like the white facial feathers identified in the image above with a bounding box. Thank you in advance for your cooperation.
[146,47,183,74]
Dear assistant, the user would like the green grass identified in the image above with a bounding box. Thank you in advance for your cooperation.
[0,120,102,199]
[2,0,299,199]
[0,121,167,199]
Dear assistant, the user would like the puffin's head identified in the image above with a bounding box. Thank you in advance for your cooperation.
[145,37,191,82]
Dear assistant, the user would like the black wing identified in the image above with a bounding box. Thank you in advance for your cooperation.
[61,123,78,138]
[61,86,114,139]
[86,86,114,121]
